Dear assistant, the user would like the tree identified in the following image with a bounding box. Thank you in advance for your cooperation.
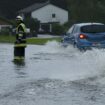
[24,17,40,32]
[52,23,65,35]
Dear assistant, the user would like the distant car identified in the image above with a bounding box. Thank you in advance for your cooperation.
[62,23,105,50]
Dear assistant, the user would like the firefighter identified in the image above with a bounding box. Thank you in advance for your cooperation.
[14,15,27,60]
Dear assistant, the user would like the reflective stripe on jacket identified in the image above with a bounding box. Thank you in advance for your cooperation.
[15,22,27,45]
[14,43,27,47]
[16,23,26,34]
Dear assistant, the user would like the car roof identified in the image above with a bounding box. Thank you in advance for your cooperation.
[75,22,104,27]
[67,22,105,33]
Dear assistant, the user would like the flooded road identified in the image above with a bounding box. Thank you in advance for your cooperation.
[0,42,105,105]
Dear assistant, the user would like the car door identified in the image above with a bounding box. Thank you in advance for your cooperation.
[66,25,75,44]
[69,24,80,44]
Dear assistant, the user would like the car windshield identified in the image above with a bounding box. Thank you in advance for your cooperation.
[66,33,70,36]
[81,24,105,33]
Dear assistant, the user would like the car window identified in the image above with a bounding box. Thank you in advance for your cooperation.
[81,24,105,33]
[72,25,79,34]
[67,25,75,34]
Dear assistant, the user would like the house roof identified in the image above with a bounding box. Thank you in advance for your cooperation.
[0,17,12,25]
[18,1,67,14]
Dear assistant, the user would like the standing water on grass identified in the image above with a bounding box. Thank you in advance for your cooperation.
[0,42,105,105]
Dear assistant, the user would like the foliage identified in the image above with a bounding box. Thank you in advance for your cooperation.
[24,17,40,32]
[66,0,105,26]
[2,0,105,30]
[0,0,66,19]
[52,23,66,35]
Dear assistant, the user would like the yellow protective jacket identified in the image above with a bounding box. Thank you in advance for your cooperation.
[15,22,27,47]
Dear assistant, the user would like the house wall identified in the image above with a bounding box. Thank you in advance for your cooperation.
[31,4,68,24]
[0,25,12,30]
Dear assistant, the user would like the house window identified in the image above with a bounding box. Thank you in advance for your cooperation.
[52,13,56,18]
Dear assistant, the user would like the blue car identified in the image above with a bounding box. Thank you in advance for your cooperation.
[62,23,105,50]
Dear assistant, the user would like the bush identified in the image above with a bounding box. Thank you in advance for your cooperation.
[52,23,66,35]
[24,17,40,32]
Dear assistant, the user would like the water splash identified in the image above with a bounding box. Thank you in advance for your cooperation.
[1,43,105,105]
[28,41,105,83]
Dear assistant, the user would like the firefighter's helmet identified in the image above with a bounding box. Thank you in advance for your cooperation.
[16,16,23,21]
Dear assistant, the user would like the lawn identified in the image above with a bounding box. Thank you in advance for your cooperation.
[27,37,61,45]
[0,35,15,43]
[0,35,62,45]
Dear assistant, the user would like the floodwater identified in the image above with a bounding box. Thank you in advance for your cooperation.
[0,41,105,105]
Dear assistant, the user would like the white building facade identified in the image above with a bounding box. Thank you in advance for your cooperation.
[18,2,68,33]
[31,4,68,25]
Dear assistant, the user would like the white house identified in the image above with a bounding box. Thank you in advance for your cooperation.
[0,17,12,31]
[18,1,68,32]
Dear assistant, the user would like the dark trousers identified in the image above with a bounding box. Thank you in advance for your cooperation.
[14,47,25,57]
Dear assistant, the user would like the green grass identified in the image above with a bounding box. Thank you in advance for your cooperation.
[0,35,61,45]
[27,37,61,45]
[0,35,15,43]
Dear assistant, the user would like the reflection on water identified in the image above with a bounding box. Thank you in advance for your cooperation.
[13,60,27,78]
[13,60,25,66]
